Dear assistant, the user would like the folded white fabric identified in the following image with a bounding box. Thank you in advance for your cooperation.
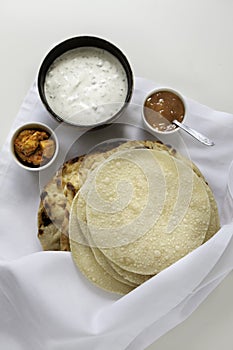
[0,77,233,350]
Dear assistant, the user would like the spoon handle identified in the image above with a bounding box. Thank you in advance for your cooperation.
[173,119,215,146]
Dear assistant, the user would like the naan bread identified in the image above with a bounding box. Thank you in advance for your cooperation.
[38,171,65,250]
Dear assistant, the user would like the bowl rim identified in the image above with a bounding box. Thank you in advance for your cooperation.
[10,122,59,171]
[37,35,134,128]
[141,86,187,135]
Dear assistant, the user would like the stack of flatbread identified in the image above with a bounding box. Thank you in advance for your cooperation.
[38,141,220,294]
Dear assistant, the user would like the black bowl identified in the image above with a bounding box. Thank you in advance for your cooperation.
[37,36,134,127]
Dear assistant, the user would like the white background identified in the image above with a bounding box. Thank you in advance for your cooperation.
[1,0,233,349]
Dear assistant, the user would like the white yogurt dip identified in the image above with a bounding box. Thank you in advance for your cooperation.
[44,47,128,125]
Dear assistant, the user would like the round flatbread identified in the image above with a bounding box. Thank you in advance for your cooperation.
[75,148,211,275]
[107,259,152,285]
[69,194,134,294]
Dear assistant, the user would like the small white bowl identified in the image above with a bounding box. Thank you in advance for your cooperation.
[10,122,59,171]
[142,87,187,135]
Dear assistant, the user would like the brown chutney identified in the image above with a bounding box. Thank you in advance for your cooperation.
[144,90,185,132]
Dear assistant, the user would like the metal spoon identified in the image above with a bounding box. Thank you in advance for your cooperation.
[173,119,215,146]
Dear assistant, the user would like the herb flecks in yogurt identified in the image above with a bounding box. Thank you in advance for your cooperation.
[44,47,128,125]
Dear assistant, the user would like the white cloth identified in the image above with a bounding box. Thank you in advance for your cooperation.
[1,77,233,350]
